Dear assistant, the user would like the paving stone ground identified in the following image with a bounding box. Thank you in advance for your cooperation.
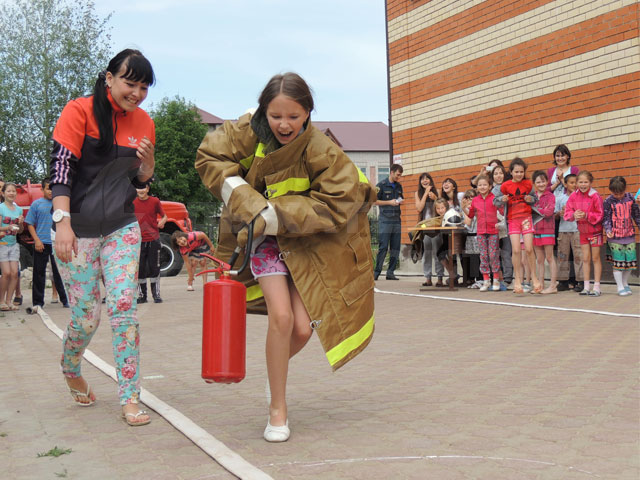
[1,273,638,480]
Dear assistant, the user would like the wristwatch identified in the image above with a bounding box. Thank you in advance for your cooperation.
[52,209,71,223]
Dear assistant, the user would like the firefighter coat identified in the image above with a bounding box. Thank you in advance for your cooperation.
[195,113,377,371]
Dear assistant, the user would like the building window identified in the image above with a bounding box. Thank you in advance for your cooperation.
[378,167,389,184]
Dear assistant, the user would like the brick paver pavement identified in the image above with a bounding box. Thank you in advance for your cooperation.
[1,274,638,479]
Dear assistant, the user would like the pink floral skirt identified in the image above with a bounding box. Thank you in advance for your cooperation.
[250,236,289,278]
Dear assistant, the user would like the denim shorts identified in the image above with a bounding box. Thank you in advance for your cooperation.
[0,243,20,262]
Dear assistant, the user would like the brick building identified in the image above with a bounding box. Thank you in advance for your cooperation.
[385,0,639,244]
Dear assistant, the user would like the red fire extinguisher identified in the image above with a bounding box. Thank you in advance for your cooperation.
[198,221,254,384]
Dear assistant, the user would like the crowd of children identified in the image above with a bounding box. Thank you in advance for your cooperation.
[416,145,640,296]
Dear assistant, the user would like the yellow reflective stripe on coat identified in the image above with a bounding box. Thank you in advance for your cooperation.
[265,177,311,199]
[239,142,267,170]
[326,314,375,367]
[255,142,266,158]
[246,284,263,302]
[357,169,369,184]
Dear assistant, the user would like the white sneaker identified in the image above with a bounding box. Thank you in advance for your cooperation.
[264,418,290,442]
[479,280,491,292]
[492,279,501,291]
[187,285,195,291]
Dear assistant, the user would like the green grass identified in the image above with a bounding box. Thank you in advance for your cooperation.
[37,446,72,458]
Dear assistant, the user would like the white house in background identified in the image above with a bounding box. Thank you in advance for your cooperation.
[196,108,391,184]
[313,121,390,185]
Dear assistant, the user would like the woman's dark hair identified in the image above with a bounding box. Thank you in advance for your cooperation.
[441,177,459,207]
[170,230,188,250]
[509,157,528,174]
[609,176,626,194]
[256,72,314,118]
[552,144,572,165]
[532,170,548,183]
[417,172,437,198]
[93,49,155,152]
[492,164,510,183]
[488,159,504,168]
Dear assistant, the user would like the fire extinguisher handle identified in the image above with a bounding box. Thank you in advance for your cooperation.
[229,217,255,275]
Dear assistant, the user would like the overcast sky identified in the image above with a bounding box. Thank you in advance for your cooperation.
[96,0,389,123]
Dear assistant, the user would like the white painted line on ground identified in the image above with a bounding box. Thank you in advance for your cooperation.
[36,306,273,480]
[265,455,601,477]
[374,288,640,318]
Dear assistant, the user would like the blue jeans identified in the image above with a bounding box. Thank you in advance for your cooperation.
[375,218,401,276]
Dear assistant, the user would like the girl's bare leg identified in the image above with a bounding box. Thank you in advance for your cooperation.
[510,234,522,289]
[0,261,10,304]
[260,275,295,427]
[199,259,208,285]
[545,244,557,290]
[534,245,545,289]
[288,280,312,358]
[523,234,540,289]
[581,244,591,288]
[187,258,196,287]
[1,262,18,305]
[591,245,602,284]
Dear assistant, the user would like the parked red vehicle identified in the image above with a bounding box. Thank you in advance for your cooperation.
[14,180,192,276]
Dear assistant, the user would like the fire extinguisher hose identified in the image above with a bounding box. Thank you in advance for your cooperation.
[228,217,254,275]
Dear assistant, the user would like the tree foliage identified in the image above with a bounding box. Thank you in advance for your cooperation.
[0,0,111,181]
[150,97,218,217]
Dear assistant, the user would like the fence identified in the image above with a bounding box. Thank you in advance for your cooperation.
[186,202,220,244]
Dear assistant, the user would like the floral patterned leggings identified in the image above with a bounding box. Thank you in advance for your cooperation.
[56,223,142,405]
[477,233,501,275]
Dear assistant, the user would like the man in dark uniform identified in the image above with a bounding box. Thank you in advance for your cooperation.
[374,163,404,280]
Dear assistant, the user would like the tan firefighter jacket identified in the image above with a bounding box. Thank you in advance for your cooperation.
[195,113,377,370]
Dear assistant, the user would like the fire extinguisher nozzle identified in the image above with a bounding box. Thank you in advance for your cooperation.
[228,246,242,269]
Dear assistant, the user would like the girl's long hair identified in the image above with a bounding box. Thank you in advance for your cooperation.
[417,172,437,198]
[93,49,155,152]
[441,178,459,207]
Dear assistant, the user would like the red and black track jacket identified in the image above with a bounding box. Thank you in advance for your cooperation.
[50,89,155,237]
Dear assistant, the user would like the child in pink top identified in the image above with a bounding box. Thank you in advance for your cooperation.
[532,171,557,294]
[564,170,604,296]
[171,230,214,291]
[463,175,501,291]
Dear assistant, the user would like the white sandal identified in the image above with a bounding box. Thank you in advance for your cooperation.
[68,383,95,407]
[122,409,151,426]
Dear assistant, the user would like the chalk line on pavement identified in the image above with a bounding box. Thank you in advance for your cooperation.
[36,306,273,480]
[374,288,640,318]
[265,455,601,477]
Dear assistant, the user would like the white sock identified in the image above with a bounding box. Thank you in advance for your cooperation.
[613,270,624,291]
[583,280,590,291]
[622,270,631,287]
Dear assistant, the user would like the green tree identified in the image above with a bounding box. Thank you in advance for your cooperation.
[151,97,218,219]
[0,0,111,180]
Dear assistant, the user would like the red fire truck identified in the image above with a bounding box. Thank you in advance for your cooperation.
[14,181,191,276]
